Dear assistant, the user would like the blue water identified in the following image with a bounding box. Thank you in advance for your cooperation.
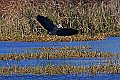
[0,37,120,80]
[0,74,120,80]
[0,37,120,54]
[0,58,107,67]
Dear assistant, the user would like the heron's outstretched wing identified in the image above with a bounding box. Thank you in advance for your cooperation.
[36,15,57,32]
[56,28,78,36]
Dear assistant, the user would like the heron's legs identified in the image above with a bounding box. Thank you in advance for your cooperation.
[53,35,59,46]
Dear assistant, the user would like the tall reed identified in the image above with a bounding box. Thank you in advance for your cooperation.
[0,0,120,41]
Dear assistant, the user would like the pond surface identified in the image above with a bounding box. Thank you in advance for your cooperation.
[0,37,120,80]
[0,73,120,80]
[0,37,120,54]
[0,58,107,67]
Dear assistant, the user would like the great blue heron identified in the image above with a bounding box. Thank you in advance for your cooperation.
[36,15,78,45]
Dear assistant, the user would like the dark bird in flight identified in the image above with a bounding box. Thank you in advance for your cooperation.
[36,15,78,36]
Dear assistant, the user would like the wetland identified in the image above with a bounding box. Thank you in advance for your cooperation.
[0,0,120,79]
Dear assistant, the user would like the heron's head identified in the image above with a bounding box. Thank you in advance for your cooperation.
[57,24,63,28]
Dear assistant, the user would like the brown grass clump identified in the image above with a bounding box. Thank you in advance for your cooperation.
[0,64,120,75]
[0,50,116,61]
[0,0,120,42]
[0,45,117,60]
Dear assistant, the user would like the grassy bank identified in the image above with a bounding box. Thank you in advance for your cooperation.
[0,0,120,42]
[0,31,120,42]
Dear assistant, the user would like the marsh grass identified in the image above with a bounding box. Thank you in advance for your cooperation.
[0,63,120,76]
[0,0,120,76]
[0,46,117,60]
[0,0,120,41]
[0,46,119,76]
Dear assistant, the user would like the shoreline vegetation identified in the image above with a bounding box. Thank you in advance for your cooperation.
[0,0,120,76]
[0,45,119,76]
[0,32,120,42]
[0,64,120,76]
[0,46,119,60]
[0,51,116,60]
[0,0,120,42]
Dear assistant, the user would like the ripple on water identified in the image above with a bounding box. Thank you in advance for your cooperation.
[0,74,120,80]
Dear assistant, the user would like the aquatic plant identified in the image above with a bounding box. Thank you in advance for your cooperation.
[0,49,116,61]
[0,63,120,76]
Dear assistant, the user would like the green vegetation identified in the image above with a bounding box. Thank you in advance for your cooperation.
[0,0,120,41]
